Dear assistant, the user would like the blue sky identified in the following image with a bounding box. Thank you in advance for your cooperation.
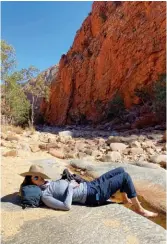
[1,1,92,72]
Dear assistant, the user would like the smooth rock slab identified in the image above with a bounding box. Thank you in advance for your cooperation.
[132,161,161,169]
[2,204,166,244]
[2,158,166,244]
[69,160,166,213]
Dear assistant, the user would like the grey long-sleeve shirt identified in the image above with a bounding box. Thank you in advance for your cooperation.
[41,179,87,211]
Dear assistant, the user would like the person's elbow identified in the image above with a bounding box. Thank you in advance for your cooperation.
[64,204,71,211]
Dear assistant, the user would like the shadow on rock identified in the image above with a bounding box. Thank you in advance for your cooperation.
[1,192,21,206]
[85,200,118,208]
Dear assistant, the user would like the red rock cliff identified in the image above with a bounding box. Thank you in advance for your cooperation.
[42,1,166,125]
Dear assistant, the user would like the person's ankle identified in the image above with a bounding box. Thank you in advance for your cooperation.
[134,205,144,212]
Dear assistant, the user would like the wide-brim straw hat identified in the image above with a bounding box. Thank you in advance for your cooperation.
[20,164,51,179]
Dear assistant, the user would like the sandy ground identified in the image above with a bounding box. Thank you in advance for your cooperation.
[1,150,67,240]
[1,142,166,240]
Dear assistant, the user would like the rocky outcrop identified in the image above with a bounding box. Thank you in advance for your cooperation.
[42,1,166,125]
[25,64,59,88]
[42,65,59,84]
[24,64,59,123]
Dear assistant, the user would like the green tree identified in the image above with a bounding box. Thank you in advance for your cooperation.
[1,40,39,125]
[1,40,16,80]
[1,40,16,110]
[25,73,50,125]
[1,40,50,126]
[5,73,30,125]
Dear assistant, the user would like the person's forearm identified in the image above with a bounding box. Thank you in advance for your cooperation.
[63,184,74,209]
[42,184,73,211]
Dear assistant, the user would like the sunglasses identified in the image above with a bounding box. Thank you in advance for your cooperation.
[33,176,39,180]
[33,176,44,181]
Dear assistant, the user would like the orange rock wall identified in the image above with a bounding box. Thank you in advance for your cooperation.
[43,1,166,125]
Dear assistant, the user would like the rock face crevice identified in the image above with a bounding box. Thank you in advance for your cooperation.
[42,1,166,125]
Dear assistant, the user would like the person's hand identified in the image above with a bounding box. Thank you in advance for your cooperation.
[69,180,80,189]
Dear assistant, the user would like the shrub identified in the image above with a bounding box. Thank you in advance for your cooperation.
[134,86,152,105]
[4,81,30,126]
[107,93,125,119]
[68,110,88,125]
[135,74,166,121]
[152,74,166,119]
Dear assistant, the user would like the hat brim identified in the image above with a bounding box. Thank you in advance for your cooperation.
[20,172,51,179]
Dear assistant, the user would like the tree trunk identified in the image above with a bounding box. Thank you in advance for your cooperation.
[31,96,34,126]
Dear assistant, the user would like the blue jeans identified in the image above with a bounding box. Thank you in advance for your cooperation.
[85,167,137,205]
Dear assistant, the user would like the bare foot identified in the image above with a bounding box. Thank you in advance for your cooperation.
[135,208,158,217]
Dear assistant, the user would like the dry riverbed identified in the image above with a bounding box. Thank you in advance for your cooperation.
[1,125,166,241]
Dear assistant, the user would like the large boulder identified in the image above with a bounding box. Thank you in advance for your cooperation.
[29,144,40,153]
[150,155,167,169]
[3,150,18,157]
[129,141,141,148]
[59,131,73,138]
[17,143,31,152]
[110,143,127,152]
[6,134,19,142]
[150,155,167,165]
[129,148,144,155]
[49,149,65,159]
[100,152,122,162]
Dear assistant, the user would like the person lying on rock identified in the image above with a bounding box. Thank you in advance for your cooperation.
[20,164,158,217]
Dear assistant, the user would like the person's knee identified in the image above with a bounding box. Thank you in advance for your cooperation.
[117,167,125,173]
[123,171,130,180]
